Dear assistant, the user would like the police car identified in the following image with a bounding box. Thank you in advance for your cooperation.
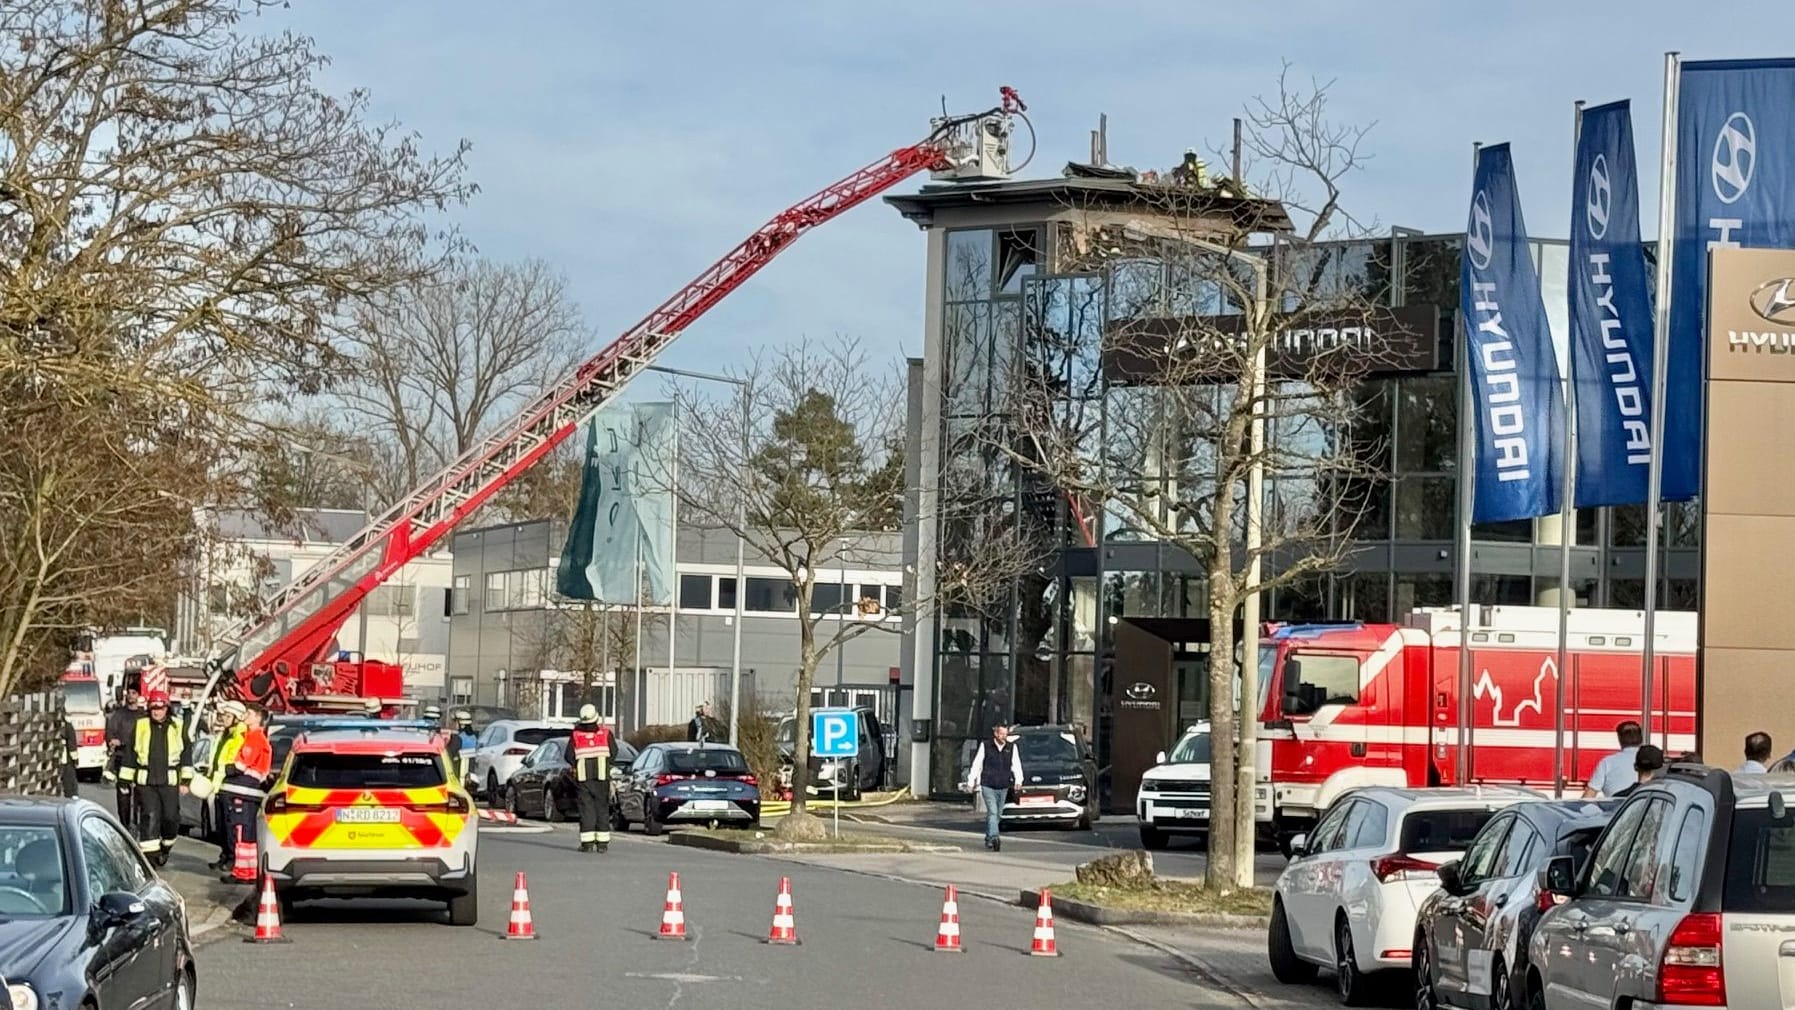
[258,727,479,925]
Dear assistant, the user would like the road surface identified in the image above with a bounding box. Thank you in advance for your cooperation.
[195,823,1261,1009]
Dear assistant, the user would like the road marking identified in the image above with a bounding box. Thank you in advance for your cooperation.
[481,825,553,834]
[624,972,744,984]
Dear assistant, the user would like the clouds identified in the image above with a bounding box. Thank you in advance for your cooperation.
[288,0,1786,374]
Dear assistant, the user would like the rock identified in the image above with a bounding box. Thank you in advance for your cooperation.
[1075,849,1155,888]
[772,809,829,842]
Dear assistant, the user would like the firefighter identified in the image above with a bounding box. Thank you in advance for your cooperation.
[452,710,477,786]
[103,688,144,824]
[59,718,78,798]
[121,691,190,866]
[571,704,616,853]
[202,701,247,870]
[218,704,271,884]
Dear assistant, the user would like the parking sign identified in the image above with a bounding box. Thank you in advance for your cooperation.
[812,709,859,758]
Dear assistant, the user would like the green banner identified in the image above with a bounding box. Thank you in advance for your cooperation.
[556,401,674,604]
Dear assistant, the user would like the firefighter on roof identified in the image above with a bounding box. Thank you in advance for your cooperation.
[121,691,190,866]
[571,704,617,853]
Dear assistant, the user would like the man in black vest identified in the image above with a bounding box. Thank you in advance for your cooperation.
[964,723,1023,852]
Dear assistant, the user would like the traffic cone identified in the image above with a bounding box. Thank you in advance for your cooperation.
[504,871,537,940]
[933,884,964,953]
[245,875,289,944]
[231,839,257,883]
[766,876,799,945]
[1028,888,1059,957]
[657,871,688,940]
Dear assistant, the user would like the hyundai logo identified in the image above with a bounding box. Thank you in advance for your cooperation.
[1123,681,1157,702]
[1713,111,1756,205]
[1466,190,1494,270]
[1585,153,1611,240]
[1749,277,1795,325]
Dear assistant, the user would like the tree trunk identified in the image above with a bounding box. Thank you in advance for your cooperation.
[1205,571,1239,891]
[790,590,817,816]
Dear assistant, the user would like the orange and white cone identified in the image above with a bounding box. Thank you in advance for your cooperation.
[765,875,799,944]
[1028,888,1059,957]
[245,875,289,944]
[504,871,537,940]
[657,871,688,940]
[231,839,258,883]
[933,884,964,952]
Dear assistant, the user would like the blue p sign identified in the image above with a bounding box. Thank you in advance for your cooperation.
[812,710,859,758]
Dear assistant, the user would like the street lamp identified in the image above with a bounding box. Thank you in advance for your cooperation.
[649,364,751,746]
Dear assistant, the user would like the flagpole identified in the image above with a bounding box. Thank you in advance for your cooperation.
[1456,141,1482,785]
[1555,103,1586,799]
[1641,51,1681,748]
[634,533,644,734]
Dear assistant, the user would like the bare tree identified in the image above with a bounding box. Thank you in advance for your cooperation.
[1003,72,1394,888]
[669,337,1034,822]
[0,0,471,695]
[338,257,591,504]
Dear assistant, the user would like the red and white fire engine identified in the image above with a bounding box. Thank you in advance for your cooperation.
[55,658,107,779]
[1253,605,1695,834]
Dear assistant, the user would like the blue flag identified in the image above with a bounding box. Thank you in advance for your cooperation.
[1666,59,1795,501]
[1461,144,1565,523]
[1569,101,1656,507]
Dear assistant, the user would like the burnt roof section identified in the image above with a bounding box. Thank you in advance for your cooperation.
[884,176,1294,234]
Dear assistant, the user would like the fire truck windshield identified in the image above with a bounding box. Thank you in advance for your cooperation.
[59,679,102,714]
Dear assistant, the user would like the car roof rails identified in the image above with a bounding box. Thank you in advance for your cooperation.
[1667,762,1734,798]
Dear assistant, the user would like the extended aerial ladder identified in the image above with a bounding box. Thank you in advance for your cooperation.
[198,88,1030,714]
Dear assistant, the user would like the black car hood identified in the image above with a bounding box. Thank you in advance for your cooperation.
[1018,758,1082,785]
[0,915,78,979]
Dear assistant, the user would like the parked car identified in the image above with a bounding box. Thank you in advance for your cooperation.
[1527,765,1795,1010]
[0,797,195,1010]
[1412,799,1614,1010]
[776,707,887,800]
[1136,722,1214,849]
[1001,724,1099,830]
[467,720,571,799]
[616,742,761,833]
[505,736,638,822]
[1269,785,1540,1005]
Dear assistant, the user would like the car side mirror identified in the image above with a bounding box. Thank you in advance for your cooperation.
[93,891,146,930]
[1155,750,1167,765]
[1436,859,1465,895]
[1539,854,1577,900]
[1288,832,1309,857]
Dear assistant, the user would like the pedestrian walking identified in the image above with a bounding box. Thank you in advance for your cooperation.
[964,723,1023,852]
[688,703,711,743]
[571,705,617,853]
[218,704,271,884]
[1582,720,1644,798]
[103,688,144,823]
[1742,732,1774,774]
[121,691,190,866]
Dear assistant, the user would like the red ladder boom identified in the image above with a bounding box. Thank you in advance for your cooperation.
[203,89,1026,711]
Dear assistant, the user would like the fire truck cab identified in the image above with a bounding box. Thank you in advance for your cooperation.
[1187,606,1696,843]
[56,663,107,779]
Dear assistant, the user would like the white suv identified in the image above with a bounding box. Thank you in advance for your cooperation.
[1529,766,1795,1010]
[1269,785,1539,1005]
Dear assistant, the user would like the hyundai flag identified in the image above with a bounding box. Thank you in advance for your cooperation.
[1666,59,1795,501]
[1461,144,1564,522]
[1569,101,1657,507]
[556,401,676,605]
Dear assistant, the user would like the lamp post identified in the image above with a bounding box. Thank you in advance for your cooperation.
[649,364,750,745]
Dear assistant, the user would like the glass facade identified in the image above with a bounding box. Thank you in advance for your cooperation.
[924,222,1698,797]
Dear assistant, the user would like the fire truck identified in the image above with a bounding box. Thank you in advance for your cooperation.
[190,90,1031,718]
[56,659,107,780]
[1254,605,1695,835]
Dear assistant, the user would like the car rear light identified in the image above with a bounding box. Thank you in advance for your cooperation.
[737,774,757,786]
[265,793,287,815]
[1658,912,1725,1006]
[655,774,689,787]
[1370,854,1438,883]
[503,746,532,757]
[1379,947,1411,960]
[444,793,470,815]
[1536,889,1567,913]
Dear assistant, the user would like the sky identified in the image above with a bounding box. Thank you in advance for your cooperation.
[274,0,1789,379]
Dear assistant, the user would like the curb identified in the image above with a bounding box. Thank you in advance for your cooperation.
[668,832,961,855]
[1016,888,1268,930]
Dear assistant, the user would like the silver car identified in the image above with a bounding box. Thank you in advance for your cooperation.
[1528,766,1795,1009]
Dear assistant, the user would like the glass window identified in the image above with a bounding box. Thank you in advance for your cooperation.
[1394,575,1455,614]
[287,751,447,789]
[514,727,570,748]
[451,575,470,616]
[663,748,749,774]
[997,228,1040,294]
[1586,798,1653,897]
[810,581,844,616]
[1400,808,1501,854]
[485,572,507,611]
[1395,476,1455,539]
[1616,798,1671,900]
[81,817,147,899]
[1308,800,1356,854]
[1347,802,1390,850]
[717,576,738,611]
[1473,519,1534,544]
[1345,572,1392,622]
[1723,806,1795,912]
[679,574,712,611]
[1493,823,1541,878]
[1396,375,1457,473]
[1169,729,1211,764]
[1014,731,1080,765]
[1284,653,1359,714]
[1667,806,1708,903]
[885,584,903,615]
[1459,815,1512,882]
[1473,575,1534,606]
[745,577,796,613]
[0,825,67,915]
[945,229,993,302]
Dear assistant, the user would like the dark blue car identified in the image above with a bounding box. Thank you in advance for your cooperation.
[614,743,761,834]
[0,797,195,1010]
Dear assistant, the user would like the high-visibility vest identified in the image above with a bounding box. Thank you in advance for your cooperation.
[219,727,271,798]
[572,725,612,782]
[123,717,190,785]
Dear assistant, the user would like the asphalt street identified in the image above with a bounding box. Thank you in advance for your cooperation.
[193,824,1257,1009]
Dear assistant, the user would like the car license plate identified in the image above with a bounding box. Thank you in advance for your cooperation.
[1019,794,1054,806]
[688,800,729,812]
[334,807,402,824]
[1177,808,1209,820]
